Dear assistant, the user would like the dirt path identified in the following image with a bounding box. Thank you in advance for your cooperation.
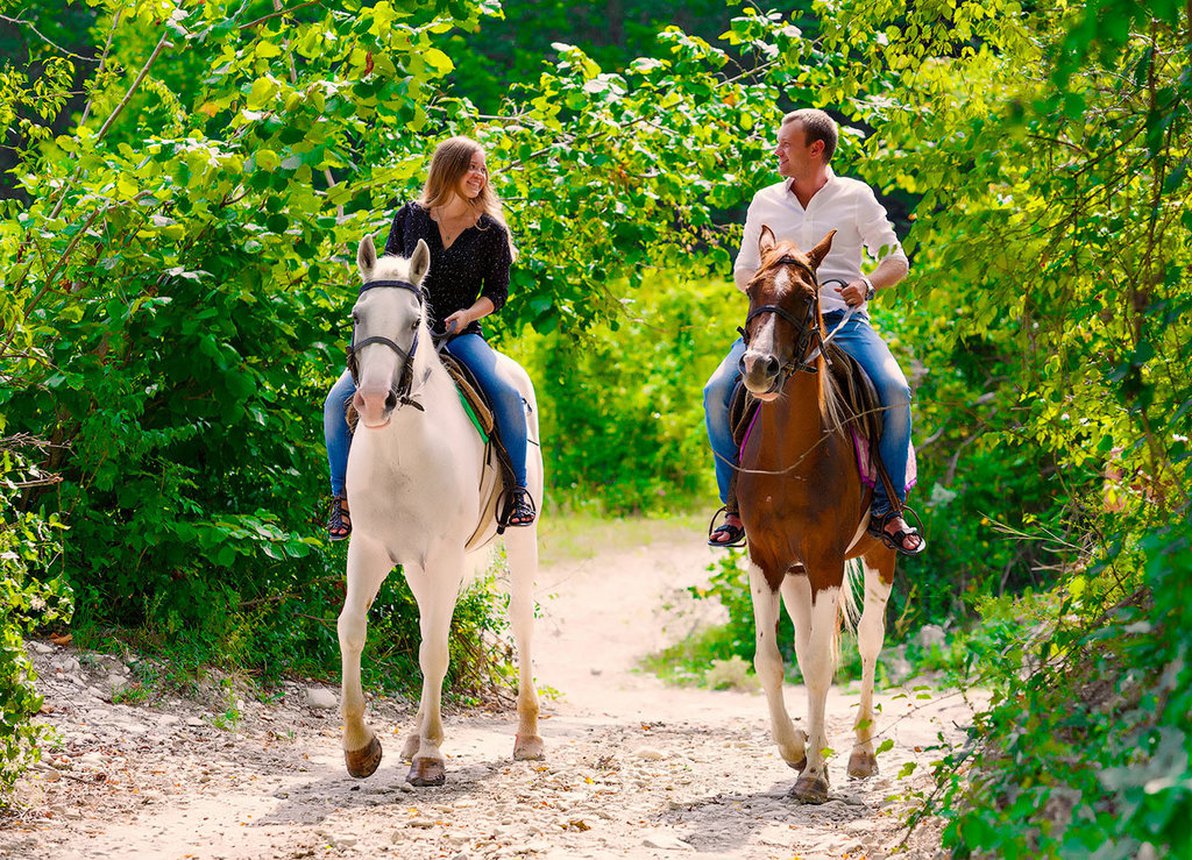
[3,528,975,859]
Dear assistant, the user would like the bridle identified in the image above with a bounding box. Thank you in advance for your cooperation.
[739,255,829,379]
[346,278,428,413]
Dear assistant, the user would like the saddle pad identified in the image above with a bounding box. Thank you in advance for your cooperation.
[440,353,495,440]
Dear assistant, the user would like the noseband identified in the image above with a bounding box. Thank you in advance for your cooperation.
[739,255,826,378]
[346,278,427,413]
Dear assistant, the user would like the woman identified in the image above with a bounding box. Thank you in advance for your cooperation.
[323,136,535,539]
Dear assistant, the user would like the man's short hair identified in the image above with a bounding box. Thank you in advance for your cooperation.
[782,109,838,163]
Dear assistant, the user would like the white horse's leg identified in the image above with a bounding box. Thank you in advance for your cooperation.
[404,554,465,786]
[789,578,843,804]
[504,524,544,760]
[339,535,393,778]
[848,554,894,778]
[749,561,806,770]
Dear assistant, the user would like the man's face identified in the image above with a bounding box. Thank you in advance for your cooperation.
[775,121,821,178]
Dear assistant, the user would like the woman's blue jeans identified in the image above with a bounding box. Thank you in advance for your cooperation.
[702,311,913,517]
[323,333,530,497]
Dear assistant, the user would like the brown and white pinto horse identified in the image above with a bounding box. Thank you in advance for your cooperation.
[736,226,897,804]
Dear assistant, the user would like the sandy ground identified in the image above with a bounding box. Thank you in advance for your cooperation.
[2,527,976,859]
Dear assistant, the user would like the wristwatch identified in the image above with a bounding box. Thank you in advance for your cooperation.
[861,276,876,302]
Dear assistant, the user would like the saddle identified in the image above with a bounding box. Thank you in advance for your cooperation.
[726,343,888,513]
[344,354,520,548]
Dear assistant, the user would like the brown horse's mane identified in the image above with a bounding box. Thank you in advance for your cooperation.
[747,241,848,436]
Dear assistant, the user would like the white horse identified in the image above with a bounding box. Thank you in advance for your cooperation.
[338,235,545,785]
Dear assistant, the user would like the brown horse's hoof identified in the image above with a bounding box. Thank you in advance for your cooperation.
[789,771,830,804]
[344,736,383,779]
[847,748,878,779]
[782,728,809,772]
[513,734,545,761]
[407,756,446,787]
[785,753,808,773]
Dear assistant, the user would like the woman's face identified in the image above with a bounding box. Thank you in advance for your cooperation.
[457,150,488,200]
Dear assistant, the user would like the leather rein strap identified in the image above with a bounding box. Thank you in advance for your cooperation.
[346,279,427,412]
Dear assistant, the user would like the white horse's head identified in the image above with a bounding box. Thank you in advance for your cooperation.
[350,235,431,428]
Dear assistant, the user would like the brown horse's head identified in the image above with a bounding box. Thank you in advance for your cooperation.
[739,226,836,400]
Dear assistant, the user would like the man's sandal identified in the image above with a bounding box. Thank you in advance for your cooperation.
[707,507,746,548]
[328,495,351,541]
[867,510,926,557]
[503,486,537,528]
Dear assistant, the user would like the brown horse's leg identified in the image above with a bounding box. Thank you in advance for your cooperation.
[848,551,895,779]
[788,571,844,804]
[748,561,806,770]
[339,536,392,779]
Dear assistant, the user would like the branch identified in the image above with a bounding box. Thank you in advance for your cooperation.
[239,0,320,30]
[0,13,101,63]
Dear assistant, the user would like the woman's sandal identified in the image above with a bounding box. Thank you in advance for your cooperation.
[867,510,926,557]
[503,486,537,528]
[707,507,746,548]
[328,495,352,541]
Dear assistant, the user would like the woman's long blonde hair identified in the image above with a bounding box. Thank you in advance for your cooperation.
[419,136,517,259]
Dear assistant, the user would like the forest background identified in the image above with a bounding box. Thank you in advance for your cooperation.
[1,0,1190,855]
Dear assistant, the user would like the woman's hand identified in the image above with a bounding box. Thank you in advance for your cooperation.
[443,310,471,333]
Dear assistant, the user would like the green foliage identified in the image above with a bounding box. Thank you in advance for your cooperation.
[514,272,737,514]
[2,0,1190,849]
[0,441,72,802]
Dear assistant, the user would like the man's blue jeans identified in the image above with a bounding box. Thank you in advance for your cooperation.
[323,333,529,497]
[703,311,913,516]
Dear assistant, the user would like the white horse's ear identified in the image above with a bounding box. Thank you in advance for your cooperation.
[409,238,431,284]
[759,225,777,255]
[806,229,836,270]
[358,235,377,278]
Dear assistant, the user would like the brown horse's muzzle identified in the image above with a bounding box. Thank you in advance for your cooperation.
[740,349,784,399]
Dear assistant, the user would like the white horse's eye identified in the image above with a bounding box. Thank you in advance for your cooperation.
[410,319,419,330]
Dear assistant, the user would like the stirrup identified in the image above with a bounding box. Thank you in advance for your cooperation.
[707,505,746,548]
[866,507,925,557]
[500,486,537,530]
[328,495,351,541]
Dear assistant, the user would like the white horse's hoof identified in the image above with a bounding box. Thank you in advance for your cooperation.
[407,756,446,786]
[513,734,545,761]
[344,736,383,779]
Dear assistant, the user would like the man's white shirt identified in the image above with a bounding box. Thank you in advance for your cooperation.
[733,167,908,315]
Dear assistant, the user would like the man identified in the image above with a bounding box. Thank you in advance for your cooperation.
[704,108,925,555]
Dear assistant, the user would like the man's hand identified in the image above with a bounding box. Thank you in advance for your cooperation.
[834,280,868,308]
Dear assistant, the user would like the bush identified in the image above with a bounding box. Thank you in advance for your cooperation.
[0,441,73,802]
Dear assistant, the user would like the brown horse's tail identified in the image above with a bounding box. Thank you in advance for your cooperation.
[836,559,864,649]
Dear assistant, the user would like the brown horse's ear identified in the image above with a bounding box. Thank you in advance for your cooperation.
[409,238,431,284]
[806,230,836,270]
[758,224,777,256]
[357,235,377,278]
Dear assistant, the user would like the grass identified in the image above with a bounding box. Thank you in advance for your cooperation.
[535,507,707,566]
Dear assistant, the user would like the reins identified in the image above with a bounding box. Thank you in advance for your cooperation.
[347,278,430,412]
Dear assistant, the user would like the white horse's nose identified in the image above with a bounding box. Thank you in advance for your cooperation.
[354,386,392,427]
